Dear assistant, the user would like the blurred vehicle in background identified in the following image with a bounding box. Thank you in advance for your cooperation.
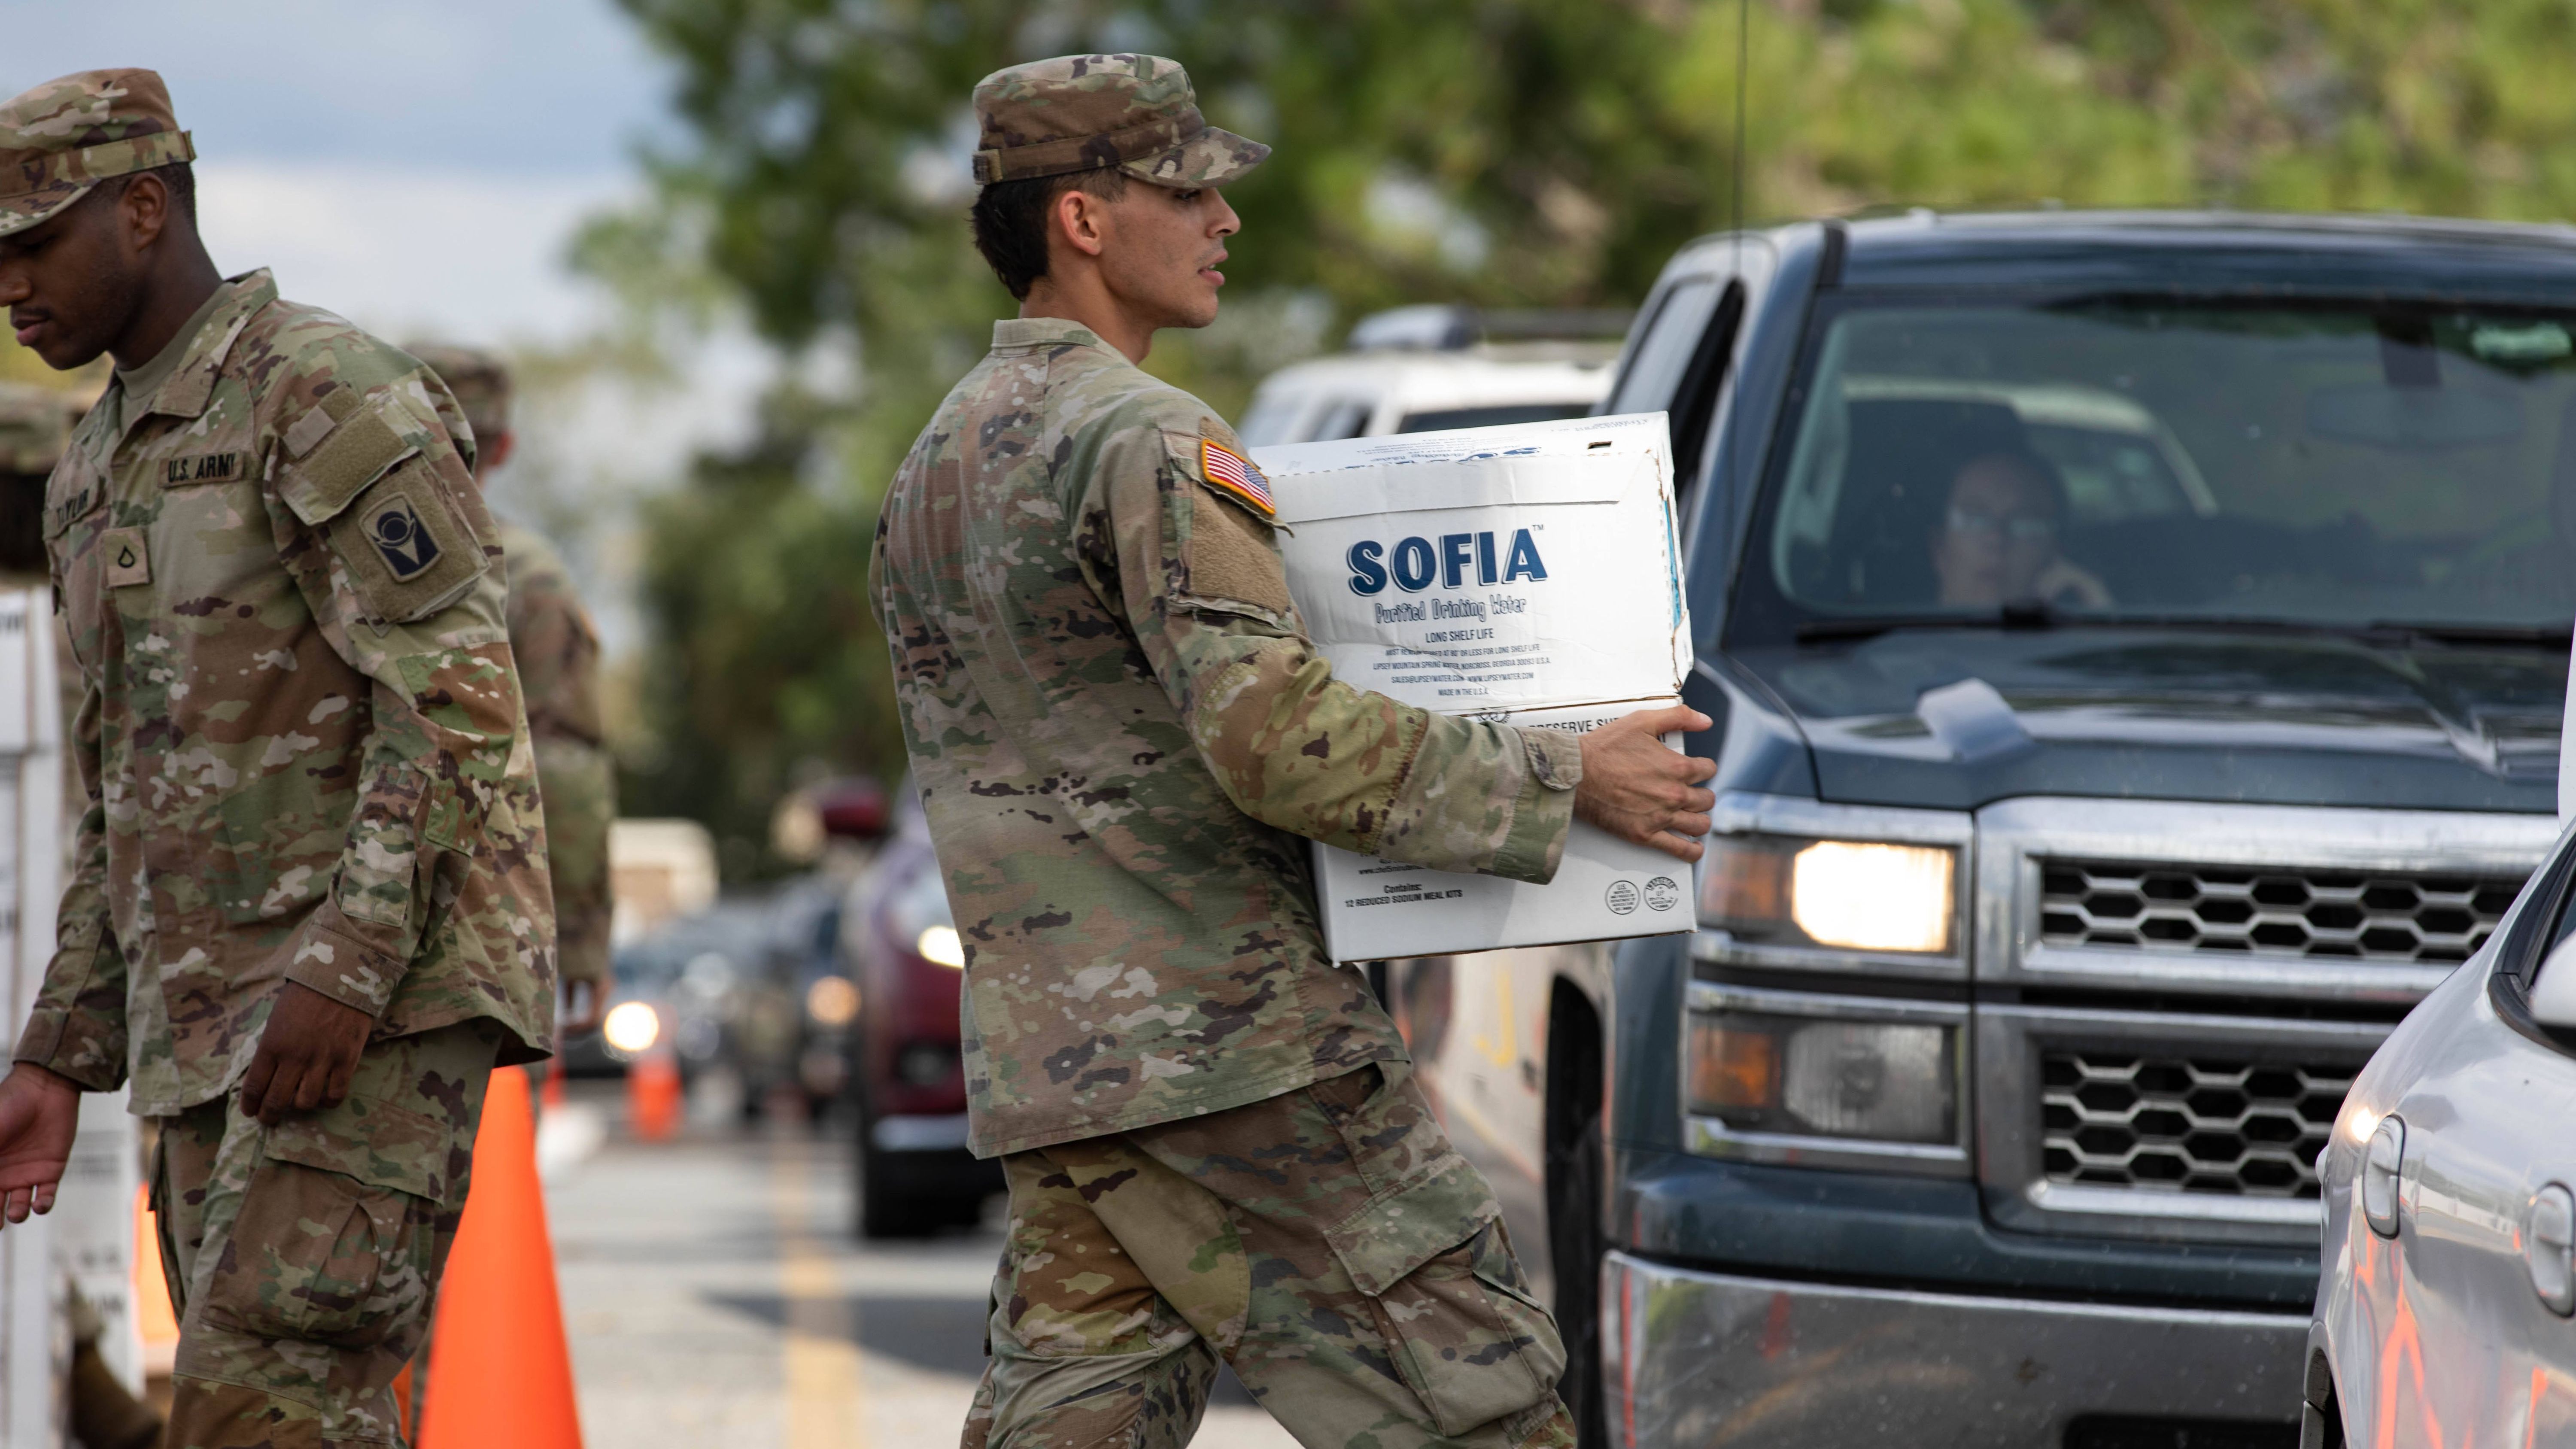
[608,818,720,948]
[571,788,890,1123]
[1233,304,1625,447]
[558,819,723,1075]
[771,778,892,1118]
[567,901,775,1084]
[841,784,999,1236]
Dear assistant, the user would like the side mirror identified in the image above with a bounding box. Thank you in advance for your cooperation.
[2532,934,2576,1030]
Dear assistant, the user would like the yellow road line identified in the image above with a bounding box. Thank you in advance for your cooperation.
[774,1141,865,1449]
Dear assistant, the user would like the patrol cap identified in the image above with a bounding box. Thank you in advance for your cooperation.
[0,70,197,241]
[407,343,512,448]
[0,383,82,474]
[972,54,1267,188]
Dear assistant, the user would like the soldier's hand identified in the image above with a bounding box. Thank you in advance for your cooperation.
[1574,706,1718,863]
[561,979,605,1037]
[0,1063,80,1226]
[240,982,374,1126]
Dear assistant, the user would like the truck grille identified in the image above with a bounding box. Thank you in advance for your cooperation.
[2039,860,2520,966]
[2040,1051,2355,1198]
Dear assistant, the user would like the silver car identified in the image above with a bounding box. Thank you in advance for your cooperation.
[2308,808,2576,1446]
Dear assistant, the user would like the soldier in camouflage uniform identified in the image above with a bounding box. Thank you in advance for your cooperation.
[408,344,612,1036]
[0,70,554,1448]
[872,55,1717,1449]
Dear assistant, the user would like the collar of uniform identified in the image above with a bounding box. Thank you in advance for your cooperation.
[142,269,278,422]
[992,316,1112,354]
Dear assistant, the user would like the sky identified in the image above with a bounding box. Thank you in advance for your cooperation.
[1,0,769,654]
[0,0,670,341]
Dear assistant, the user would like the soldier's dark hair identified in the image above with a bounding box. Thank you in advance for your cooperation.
[970,169,1129,301]
[117,163,197,229]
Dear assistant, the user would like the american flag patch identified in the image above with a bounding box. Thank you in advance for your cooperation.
[1199,439,1275,518]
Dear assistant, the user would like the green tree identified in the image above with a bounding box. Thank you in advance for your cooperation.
[605,0,2576,872]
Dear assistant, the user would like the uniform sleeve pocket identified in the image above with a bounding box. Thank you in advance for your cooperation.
[324,457,492,625]
[1322,1156,1566,1436]
[204,1102,453,1350]
[279,390,491,625]
[1162,429,1297,628]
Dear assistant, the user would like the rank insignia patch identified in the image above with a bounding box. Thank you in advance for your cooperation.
[1199,439,1274,518]
[103,527,150,588]
[368,496,440,580]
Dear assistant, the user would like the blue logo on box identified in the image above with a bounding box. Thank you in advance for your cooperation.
[1347,529,1547,595]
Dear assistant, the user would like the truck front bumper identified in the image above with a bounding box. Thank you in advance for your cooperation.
[1601,1250,2306,1446]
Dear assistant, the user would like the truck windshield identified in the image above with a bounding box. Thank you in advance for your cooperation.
[1728,297,2576,647]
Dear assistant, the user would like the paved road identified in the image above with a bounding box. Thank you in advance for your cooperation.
[544,1095,1297,1448]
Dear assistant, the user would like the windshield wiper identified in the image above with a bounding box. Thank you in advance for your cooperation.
[1797,609,2573,649]
[1795,601,2063,644]
[2360,620,2573,650]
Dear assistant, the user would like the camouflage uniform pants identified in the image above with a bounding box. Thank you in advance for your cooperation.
[965,1062,1577,1449]
[153,1021,504,1448]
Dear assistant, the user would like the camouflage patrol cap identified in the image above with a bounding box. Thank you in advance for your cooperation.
[972,54,1267,188]
[0,70,197,240]
[0,383,81,474]
[408,343,513,447]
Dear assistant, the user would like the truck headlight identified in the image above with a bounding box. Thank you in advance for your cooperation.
[1689,1008,1956,1144]
[1701,834,1956,954]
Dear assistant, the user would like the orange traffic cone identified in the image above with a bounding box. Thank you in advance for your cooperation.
[419,1067,583,1449]
[131,1184,179,1376]
[626,1048,682,1143]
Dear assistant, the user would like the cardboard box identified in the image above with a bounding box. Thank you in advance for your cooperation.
[1254,412,1689,714]
[1252,414,1698,962]
[1305,697,1694,962]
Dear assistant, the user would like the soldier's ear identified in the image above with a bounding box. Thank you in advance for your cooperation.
[1051,186,1112,261]
[115,173,173,254]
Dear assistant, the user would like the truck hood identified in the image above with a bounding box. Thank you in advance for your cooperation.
[1730,627,2566,814]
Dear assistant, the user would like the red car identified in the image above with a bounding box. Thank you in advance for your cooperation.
[841,787,1001,1236]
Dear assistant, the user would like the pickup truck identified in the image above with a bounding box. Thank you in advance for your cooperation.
[1383,210,2576,1446]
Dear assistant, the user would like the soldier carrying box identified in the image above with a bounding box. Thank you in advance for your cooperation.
[872,53,1719,1449]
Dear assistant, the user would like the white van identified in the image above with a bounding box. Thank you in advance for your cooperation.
[1235,305,1624,447]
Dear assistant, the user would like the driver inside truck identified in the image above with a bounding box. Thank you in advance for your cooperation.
[1929,447,2113,609]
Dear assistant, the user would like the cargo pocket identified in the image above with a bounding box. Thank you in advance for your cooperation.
[201,1103,448,1350]
[1323,1154,1566,1437]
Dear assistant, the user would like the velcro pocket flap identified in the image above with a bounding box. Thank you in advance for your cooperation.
[279,389,419,527]
[263,1097,448,1203]
[1321,1152,1500,1297]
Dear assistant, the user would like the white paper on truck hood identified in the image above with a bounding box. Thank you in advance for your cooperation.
[1253,412,1689,714]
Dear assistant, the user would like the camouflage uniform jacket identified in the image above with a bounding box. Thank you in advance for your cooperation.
[14,270,556,1115]
[870,318,1580,1157]
[500,519,613,988]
